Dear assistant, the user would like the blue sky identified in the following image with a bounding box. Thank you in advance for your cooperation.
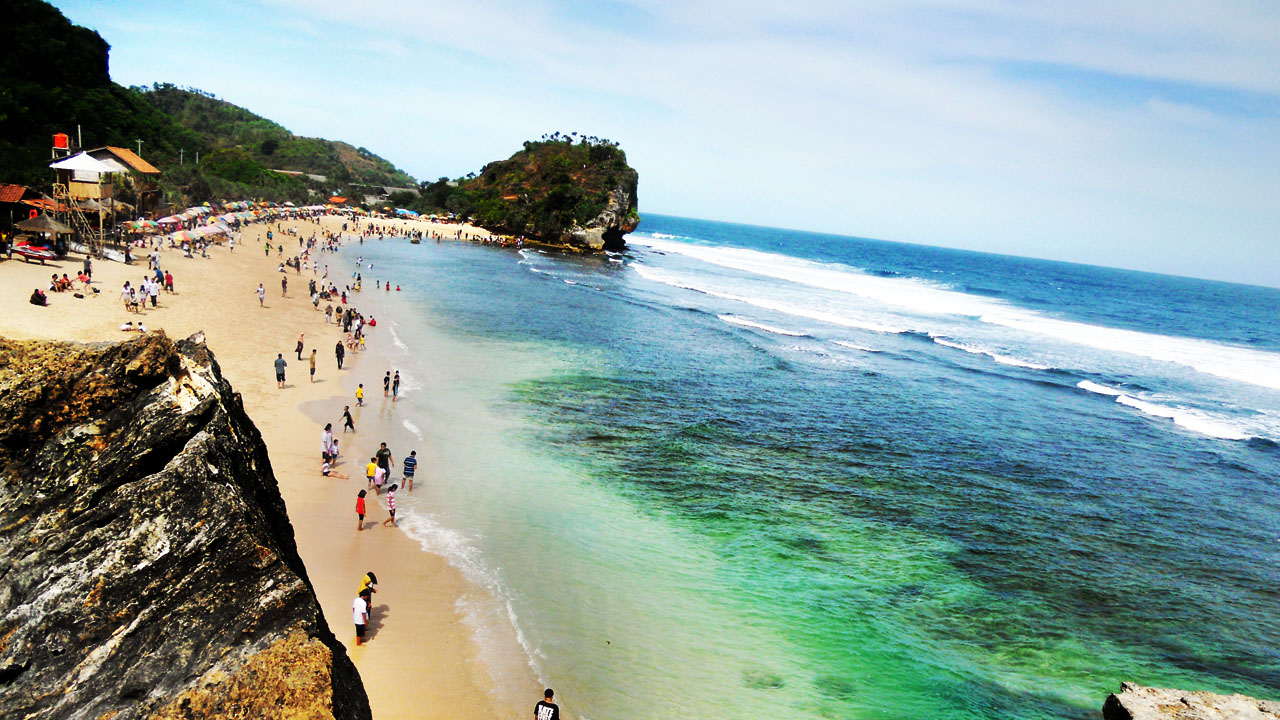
[51,0,1280,286]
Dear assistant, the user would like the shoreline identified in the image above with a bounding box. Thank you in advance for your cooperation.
[0,214,535,718]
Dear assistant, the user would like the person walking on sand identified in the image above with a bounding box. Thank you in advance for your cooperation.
[392,371,400,401]
[281,275,288,297]
[274,353,287,389]
[366,457,378,490]
[296,334,305,360]
[309,349,317,382]
[342,405,355,433]
[402,450,417,491]
[353,593,368,646]
[257,283,265,306]
[382,484,398,527]
[335,340,345,370]
[383,371,391,397]
[356,383,365,406]
[356,489,367,531]
[535,689,560,720]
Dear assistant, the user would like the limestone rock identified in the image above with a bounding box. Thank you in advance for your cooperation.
[560,185,640,252]
[0,333,370,719]
[1104,682,1280,720]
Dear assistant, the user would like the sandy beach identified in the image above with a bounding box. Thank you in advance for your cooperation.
[0,215,537,718]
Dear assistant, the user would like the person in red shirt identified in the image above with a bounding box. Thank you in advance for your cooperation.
[356,490,367,531]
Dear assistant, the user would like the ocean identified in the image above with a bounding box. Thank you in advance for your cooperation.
[338,214,1280,720]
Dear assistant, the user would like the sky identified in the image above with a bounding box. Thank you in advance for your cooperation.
[52,0,1280,286]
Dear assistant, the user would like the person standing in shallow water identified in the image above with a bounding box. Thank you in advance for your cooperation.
[392,371,400,401]
[383,371,391,397]
[535,689,560,720]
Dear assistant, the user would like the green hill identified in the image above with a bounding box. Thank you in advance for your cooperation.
[408,134,641,250]
[0,0,415,206]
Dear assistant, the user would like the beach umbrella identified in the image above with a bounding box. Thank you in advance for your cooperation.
[16,214,72,234]
[157,215,182,225]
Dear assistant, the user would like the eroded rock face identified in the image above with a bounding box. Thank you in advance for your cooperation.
[0,333,370,720]
[1104,683,1280,720]
[562,185,640,252]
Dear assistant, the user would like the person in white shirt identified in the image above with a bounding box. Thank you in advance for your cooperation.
[352,594,368,645]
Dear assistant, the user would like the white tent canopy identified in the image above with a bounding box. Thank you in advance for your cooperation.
[49,152,115,173]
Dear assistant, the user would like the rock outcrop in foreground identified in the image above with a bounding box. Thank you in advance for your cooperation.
[0,334,370,719]
[1105,683,1280,720]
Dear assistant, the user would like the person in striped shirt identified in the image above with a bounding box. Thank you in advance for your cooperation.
[402,450,418,491]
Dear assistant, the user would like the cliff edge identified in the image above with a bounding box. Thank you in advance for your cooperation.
[0,334,371,719]
[1104,683,1280,720]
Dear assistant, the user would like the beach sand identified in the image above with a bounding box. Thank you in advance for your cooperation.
[0,215,536,718]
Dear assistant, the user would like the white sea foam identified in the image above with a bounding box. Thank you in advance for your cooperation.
[387,324,409,353]
[1076,380,1124,397]
[1077,381,1252,440]
[1114,396,1251,441]
[401,418,423,440]
[833,340,880,353]
[397,509,547,686]
[931,337,1052,370]
[632,264,909,335]
[634,237,1280,392]
[717,315,807,337]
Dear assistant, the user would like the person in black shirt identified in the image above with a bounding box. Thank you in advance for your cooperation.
[534,689,559,720]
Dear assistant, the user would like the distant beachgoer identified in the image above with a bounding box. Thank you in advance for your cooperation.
[30,289,48,307]
[356,384,364,406]
[309,349,317,381]
[402,450,417,491]
[353,593,368,646]
[296,334,305,360]
[282,276,288,297]
[382,484,397,527]
[335,341,345,369]
[356,489,367,531]
[373,465,386,494]
[342,405,355,433]
[274,353,287,389]
[322,424,334,462]
[257,283,266,306]
[366,457,377,490]
[383,371,391,397]
[392,371,400,401]
[535,689,560,720]
[164,270,174,293]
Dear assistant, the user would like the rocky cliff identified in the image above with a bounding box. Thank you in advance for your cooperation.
[0,333,370,719]
[432,137,640,251]
[1104,683,1280,720]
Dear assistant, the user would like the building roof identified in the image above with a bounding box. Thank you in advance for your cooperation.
[0,184,28,203]
[86,146,160,174]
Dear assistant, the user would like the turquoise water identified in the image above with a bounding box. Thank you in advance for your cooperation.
[340,219,1280,719]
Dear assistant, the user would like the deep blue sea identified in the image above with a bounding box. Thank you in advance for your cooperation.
[348,214,1280,719]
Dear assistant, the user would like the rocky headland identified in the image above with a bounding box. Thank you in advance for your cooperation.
[423,135,641,252]
[1104,683,1280,720]
[0,333,370,719]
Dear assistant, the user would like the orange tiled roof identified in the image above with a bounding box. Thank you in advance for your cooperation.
[98,146,161,174]
[0,183,28,203]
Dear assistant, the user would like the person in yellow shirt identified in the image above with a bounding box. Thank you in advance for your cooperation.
[356,383,364,406]
[365,457,378,490]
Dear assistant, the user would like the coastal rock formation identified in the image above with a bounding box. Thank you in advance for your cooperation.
[1104,683,1280,720]
[426,136,641,252]
[562,185,639,252]
[0,334,370,719]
